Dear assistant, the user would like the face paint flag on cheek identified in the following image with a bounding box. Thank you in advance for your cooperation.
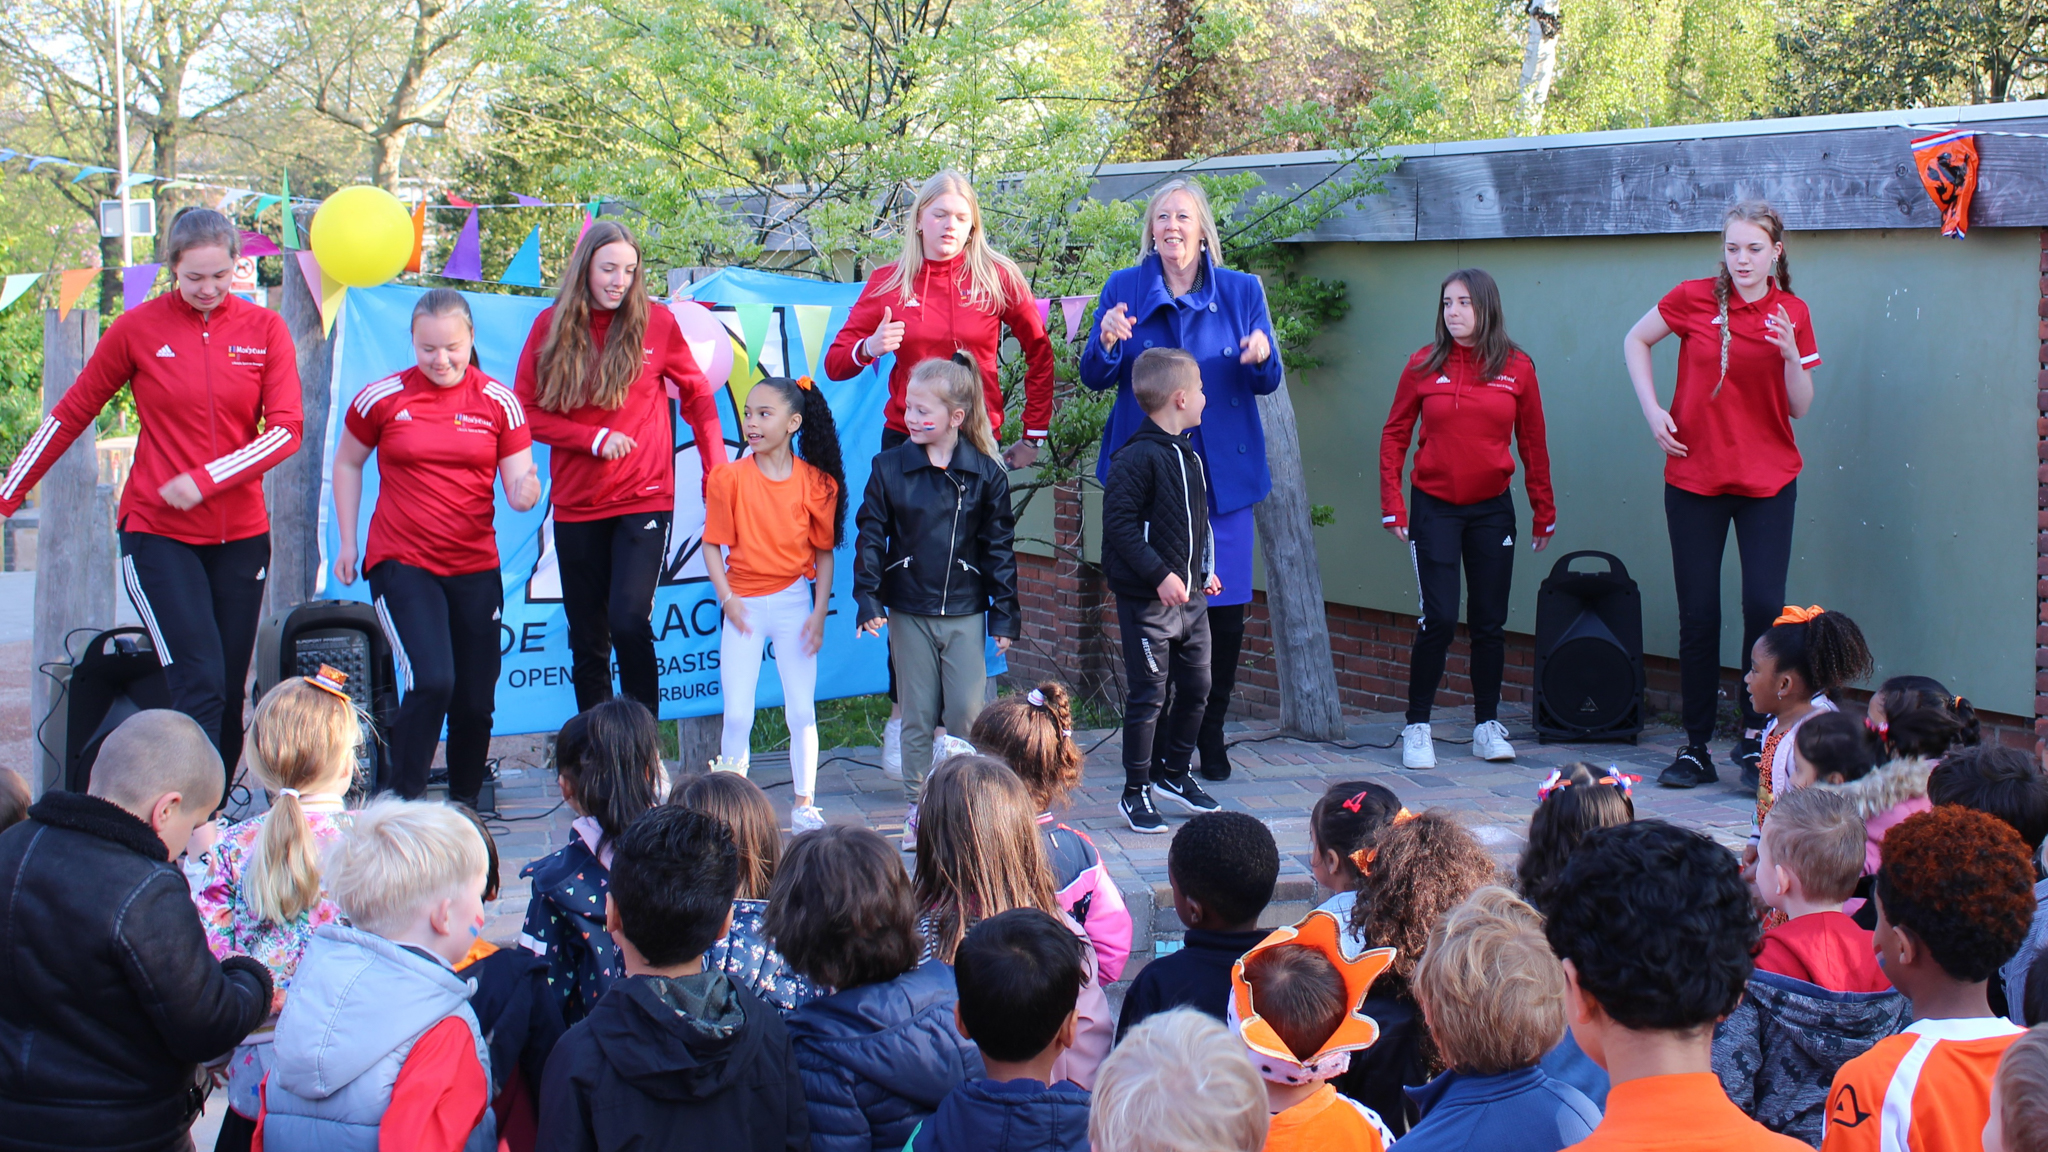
[1911,129,1980,239]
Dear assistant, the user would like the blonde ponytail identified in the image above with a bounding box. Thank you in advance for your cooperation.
[244,678,363,925]
[908,353,996,457]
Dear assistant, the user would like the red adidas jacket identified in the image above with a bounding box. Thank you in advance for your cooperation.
[0,291,302,544]
[823,255,1056,439]
[1379,342,1555,535]
[513,303,728,523]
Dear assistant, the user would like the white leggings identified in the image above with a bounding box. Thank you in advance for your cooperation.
[719,579,819,798]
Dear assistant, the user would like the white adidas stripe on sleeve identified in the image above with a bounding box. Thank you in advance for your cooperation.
[350,377,405,419]
[204,426,295,485]
[484,383,526,429]
[0,417,62,500]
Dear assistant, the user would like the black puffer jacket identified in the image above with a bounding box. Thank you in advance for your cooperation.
[1101,419,1213,601]
[0,792,273,1152]
[853,438,1019,637]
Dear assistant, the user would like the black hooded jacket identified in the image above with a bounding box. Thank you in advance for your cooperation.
[0,791,272,1152]
[537,971,807,1152]
[1100,419,1213,601]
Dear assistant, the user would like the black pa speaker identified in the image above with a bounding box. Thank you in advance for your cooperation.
[254,600,399,796]
[65,627,174,793]
[1533,551,1645,743]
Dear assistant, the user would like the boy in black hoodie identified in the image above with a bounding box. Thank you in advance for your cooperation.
[0,709,273,1152]
[1102,346,1224,834]
[537,806,805,1152]
[913,909,1090,1152]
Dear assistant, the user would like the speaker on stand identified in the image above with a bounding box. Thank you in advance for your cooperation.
[1533,551,1645,743]
[64,627,173,793]
[253,600,401,800]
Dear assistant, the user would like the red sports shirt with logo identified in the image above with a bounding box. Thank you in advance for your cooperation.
[1378,342,1555,534]
[1820,1016,2021,1152]
[512,303,727,523]
[345,364,531,577]
[0,291,302,543]
[1656,277,1821,499]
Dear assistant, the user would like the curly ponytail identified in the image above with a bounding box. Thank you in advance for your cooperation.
[969,680,1083,811]
[1758,609,1872,698]
[751,375,849,545]
[244,679,363,925]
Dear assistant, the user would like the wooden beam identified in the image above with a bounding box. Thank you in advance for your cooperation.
[1251,375,1346,742]
[30,309,116,797]
[267,237,335,617]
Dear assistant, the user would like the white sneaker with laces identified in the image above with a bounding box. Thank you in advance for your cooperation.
[1401,722,1437,769]
[1474,721,1523,758]
[1472,719,1516,762]
[881,717,903,781]
[791,804,827,833]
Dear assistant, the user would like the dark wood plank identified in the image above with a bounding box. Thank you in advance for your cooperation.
[266,237,335,620]
[1252,375,1346,742]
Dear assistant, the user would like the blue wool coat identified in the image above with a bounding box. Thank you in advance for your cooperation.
[1079,251,1283,516]
[1397,1066,1601,1152]
[785,961,984,1152]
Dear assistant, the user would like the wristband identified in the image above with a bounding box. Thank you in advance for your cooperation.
[720,593,738,607]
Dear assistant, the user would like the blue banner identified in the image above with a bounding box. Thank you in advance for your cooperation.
[322,268,949,736]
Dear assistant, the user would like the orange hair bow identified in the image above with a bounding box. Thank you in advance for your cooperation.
[1344,808,1414,875]
[795,375,814,391]
[1774,605,1825,627]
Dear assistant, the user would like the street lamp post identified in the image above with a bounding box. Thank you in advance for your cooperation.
[112,0,132,268]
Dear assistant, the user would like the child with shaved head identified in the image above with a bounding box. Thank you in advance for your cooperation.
[0,709,274,1151]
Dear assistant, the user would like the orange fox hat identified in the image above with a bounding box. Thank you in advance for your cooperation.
[1226,908,1396,1085]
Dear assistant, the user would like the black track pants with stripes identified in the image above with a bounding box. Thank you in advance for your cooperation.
[119,531,269,793]
[369,561,503,802]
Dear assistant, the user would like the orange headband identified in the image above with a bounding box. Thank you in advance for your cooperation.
[1774,605,1825,626]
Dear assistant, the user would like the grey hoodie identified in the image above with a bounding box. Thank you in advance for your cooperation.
[1712,970,1907,1146]
[261,923,495,1152]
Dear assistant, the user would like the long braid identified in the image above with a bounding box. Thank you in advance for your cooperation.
[1712,199,1791,400]
[1713,265,1733,398]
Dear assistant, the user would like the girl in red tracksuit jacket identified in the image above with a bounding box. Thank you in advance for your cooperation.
[0,208,301,776]
[823,170,1056,767]
[513,220,728,716]
[1379,268,1553,770]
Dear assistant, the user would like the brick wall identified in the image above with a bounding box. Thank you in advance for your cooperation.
[1011,464,2039,747]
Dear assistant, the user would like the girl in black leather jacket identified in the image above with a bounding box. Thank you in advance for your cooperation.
[854,355,1019,844]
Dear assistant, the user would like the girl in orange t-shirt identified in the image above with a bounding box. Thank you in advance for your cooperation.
[703,376,847,830]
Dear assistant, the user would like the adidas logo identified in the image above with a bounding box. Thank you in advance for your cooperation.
[1436,375,1450,383]
[1502,536,1514,547]
[644,519,659,530]
[155,345,175,358]
[491,607,501,622]
[395,409,412,421]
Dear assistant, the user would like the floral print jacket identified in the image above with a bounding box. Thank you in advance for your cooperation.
[705,898,820,1013]
[191,810,351,1015]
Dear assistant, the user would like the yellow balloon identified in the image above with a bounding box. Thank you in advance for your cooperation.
[308,186,415,288]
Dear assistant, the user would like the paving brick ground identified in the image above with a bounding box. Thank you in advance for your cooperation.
[474,702,1763,972]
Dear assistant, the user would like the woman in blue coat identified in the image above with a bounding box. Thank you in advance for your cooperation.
[1080,178,1282,783]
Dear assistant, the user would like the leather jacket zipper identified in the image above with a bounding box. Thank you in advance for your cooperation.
[1176,443,1194,588]
[940,469,966,609]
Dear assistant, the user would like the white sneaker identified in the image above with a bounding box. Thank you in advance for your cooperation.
[901,802,920,852]
[881,717,903,781]
[1472,720,1516,762]
[1402,723,1437,770]
[791,804,827,834]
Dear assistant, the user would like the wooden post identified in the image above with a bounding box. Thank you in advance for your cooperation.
[1252,375,1346,742]
[674,714,722,776]
[30,309,117,796]
[267,240,335,616]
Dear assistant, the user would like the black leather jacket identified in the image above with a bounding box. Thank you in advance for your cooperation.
[0,792,272,1152]
[853,438,1019,637]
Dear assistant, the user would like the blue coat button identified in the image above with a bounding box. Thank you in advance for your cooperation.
[1144,339,1154,348]
[1232,397,1241,407]
[1238,443,1247,453]
[1209,302,1218,312]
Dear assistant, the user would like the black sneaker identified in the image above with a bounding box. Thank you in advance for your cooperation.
[1658,744,1718,789]
[1121,786,1168,834]
[1153,771,1222,814]
[1734,737,1763,793]
[1198,730,1234,782]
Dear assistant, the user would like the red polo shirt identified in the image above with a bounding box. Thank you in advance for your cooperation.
[346,365,531,577]
[1657,278,1820,498]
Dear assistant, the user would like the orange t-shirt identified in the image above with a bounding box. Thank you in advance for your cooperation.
[1820,1017,2022,1152]
[702,455,839,597]
[1263,1084,1391,1152]
[1566,1072,1808,1152]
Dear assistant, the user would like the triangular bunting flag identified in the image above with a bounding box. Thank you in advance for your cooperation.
[252,195,282,216]
[406,200,426,274]
[0,150,16,163]
[120,173,154,190]
[280,173,298,249]
[57,268,101,320]
[27,156,54,172]
[792,304,832,381]
[69,165,113,185]
[1033,297,1050,331]
[441,209,482,281]
[447,194,476,209]
[500,225,544,287]
[295,251,347,337]
[240,231,282,258]
[514,194,545,207]
[1061,296,1089,341]
[577,199,600,251]
[122,264,162,311]
[0,273,41,314]
[734,303,773,373]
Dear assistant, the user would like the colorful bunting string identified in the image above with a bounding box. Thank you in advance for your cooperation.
[441,209,483,281]
[406,201,426,274]
[122,264,162,311]
[295,250,347,338]
[0,274,39,314]
[1060,296,1090,340]
[792,304,832,381]
[279,173,299,249]
[500,226,544,287]
[56,268,101,320]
